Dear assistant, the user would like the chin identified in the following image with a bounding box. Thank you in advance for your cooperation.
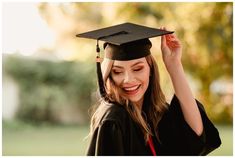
[129,95,143,103]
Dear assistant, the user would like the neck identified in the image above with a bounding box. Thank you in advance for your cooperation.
[135,98,144,111]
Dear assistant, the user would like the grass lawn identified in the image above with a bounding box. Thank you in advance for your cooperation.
[209,124,233,156]
[3,121,90,156]
[2,121,232,156]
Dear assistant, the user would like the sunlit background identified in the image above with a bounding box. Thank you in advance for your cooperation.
[2,2,233,156]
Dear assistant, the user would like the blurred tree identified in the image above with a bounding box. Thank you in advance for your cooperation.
[36,2,232,124]
[4,55,96,124]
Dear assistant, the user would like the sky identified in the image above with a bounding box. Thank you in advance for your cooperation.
[2,3,55,56]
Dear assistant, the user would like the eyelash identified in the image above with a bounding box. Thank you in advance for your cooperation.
[133,68,142,72]
[112,67,143,75]
[112,71,122,75]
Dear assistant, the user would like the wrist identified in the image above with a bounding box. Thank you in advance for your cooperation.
[166,60,183,75]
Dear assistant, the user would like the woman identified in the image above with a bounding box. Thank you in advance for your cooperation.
[76,23,221,155]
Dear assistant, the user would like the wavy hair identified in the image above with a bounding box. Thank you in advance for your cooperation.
[89,55,168,142]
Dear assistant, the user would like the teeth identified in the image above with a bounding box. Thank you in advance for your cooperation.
[124,85,139,91]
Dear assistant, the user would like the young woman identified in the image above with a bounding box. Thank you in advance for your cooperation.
[77,23,221,155]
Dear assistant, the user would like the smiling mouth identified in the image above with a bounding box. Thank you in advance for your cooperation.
[122,85,141,95]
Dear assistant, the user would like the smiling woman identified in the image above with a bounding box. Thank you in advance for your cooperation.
[76,22,221,155]
[110,58,150,107]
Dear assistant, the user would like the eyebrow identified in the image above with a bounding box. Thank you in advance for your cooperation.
[131,61,144,67]
[112,61,144,69]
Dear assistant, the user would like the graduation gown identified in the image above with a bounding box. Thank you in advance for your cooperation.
[86,95,221,155]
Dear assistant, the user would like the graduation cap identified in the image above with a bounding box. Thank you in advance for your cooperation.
[76,22,174,99]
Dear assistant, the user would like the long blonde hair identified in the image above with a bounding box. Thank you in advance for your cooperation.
[89,55,168,142]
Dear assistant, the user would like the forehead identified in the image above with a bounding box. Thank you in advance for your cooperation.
[113,57,147,66]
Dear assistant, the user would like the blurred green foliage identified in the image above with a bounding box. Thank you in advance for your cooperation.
[38,2,232,124]
[4,55,96,124]
[3,2,232,125]
[2,3,232,157]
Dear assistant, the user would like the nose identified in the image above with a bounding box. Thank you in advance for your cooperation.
[123,71,135,84]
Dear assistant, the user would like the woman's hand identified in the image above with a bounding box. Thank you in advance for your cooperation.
[160,27,182,74]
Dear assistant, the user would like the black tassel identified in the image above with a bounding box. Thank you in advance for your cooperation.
[96,40,106,99]
[96,61,106,98]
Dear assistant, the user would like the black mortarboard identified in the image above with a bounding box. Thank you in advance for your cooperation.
[76,22,174,99]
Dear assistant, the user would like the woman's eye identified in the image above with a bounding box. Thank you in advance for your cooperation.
[112,70,122,74]
[133,67,143,72]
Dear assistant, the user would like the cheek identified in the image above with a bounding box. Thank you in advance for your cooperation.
[142,74,150,87]
[140,69,150,87]
[111,75,122,86]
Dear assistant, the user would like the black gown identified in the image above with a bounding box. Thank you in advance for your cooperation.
[86,95,221,155]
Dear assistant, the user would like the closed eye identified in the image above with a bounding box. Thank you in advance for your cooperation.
[112,70,122,75]
[133,67,143,72]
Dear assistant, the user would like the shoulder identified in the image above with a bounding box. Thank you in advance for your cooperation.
[94,101,132,137]
[99,101,130,124]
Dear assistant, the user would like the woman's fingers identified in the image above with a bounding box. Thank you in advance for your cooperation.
[161,34,166,45]
[161,26,181,51]
[160,26,166,47]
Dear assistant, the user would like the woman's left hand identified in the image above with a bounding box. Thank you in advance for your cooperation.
[160,27,182,73]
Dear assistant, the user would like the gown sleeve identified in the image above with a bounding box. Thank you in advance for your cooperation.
[86,120,125,155]
[158,95,221,155]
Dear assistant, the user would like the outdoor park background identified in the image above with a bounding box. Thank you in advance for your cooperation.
[2,2,232,156]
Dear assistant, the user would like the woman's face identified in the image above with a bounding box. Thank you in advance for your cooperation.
[111,57,150,104]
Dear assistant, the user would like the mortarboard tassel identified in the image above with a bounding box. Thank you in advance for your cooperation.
[96,40,106,99]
